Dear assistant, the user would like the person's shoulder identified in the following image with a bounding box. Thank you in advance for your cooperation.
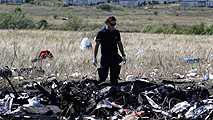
[113,28,120,34]
[97,27,107,35]
[98,27,107,32]
[113,28,120,32]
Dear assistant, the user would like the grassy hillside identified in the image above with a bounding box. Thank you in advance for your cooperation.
[1,3,213,33]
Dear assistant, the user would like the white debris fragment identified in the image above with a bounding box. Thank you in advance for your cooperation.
[37,77,43,80]
[188,68,197,73]
[71,72,80,77]
[52,82,57,89]
[46,63,51,66]
[48,77,56,81]
[23,84,35,89]
[63,81,68,84]
[50,74,55,77]
[185,103,197,119]
[173,73,185,79]
[171,101,191,114]
[13,76,24,80]
[23,97,43,107]
[57,73,60,76]
[138,79,150,83]
[204,74,209,80]
[126,75,134,81]
[150,72,156,77]
[209,74,213,79]
[153,69,158,73]
[11,67,17,73]
[86,76,93,79]
[186,72,196,77]
[137,47,143,54]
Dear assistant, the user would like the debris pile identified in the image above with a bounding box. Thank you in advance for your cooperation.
[0,71,212,120]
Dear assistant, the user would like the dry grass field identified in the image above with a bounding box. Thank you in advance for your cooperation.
[1,29,213,83]
[1,3,213,86]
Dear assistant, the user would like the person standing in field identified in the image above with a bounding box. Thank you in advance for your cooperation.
[93,16,126,85]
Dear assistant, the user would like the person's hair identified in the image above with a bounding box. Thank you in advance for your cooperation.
[105,16,116,25]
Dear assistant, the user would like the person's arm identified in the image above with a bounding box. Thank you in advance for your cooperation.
[118,41,126,64]
[117,41,125,56]
[93,42,100,66]
[94,42,100,58]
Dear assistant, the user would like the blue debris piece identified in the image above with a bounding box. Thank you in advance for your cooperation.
[183,58,200,63]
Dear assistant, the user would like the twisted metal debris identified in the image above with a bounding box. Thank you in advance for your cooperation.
[0,67,212,120]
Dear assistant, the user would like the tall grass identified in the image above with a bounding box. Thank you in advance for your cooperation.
[1,29,213,81]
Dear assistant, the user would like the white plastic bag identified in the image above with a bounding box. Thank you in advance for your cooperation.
[80,37,92,50]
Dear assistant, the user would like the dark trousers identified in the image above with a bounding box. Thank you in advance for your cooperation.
[98,55,121,85]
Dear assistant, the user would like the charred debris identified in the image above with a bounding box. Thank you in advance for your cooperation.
[0,66,212,120]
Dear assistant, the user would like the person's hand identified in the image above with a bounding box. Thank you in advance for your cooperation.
[93,58,98,67]
[122,56,126,64]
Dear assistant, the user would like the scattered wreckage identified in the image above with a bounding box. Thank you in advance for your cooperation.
[0,66,213,120]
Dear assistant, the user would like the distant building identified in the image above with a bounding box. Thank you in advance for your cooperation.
[61,0,179,6]
[0,0,25,3]
[61,0,107,5]
[180,0,213,7]
[110,0,180,7]
[112,0,137,7]
[62,0,73,5]
[1,0,213,7]
[207,0,213,7]
[157,0,179,4]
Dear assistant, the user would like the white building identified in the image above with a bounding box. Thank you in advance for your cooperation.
[0,0,25,3]
[110,0,179,7]
[61,0,107,5]
[206,0,213,6]
[112,0,138,7]
[180,0,213,7]
[157,0,179,4]
[1,0,213,7]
